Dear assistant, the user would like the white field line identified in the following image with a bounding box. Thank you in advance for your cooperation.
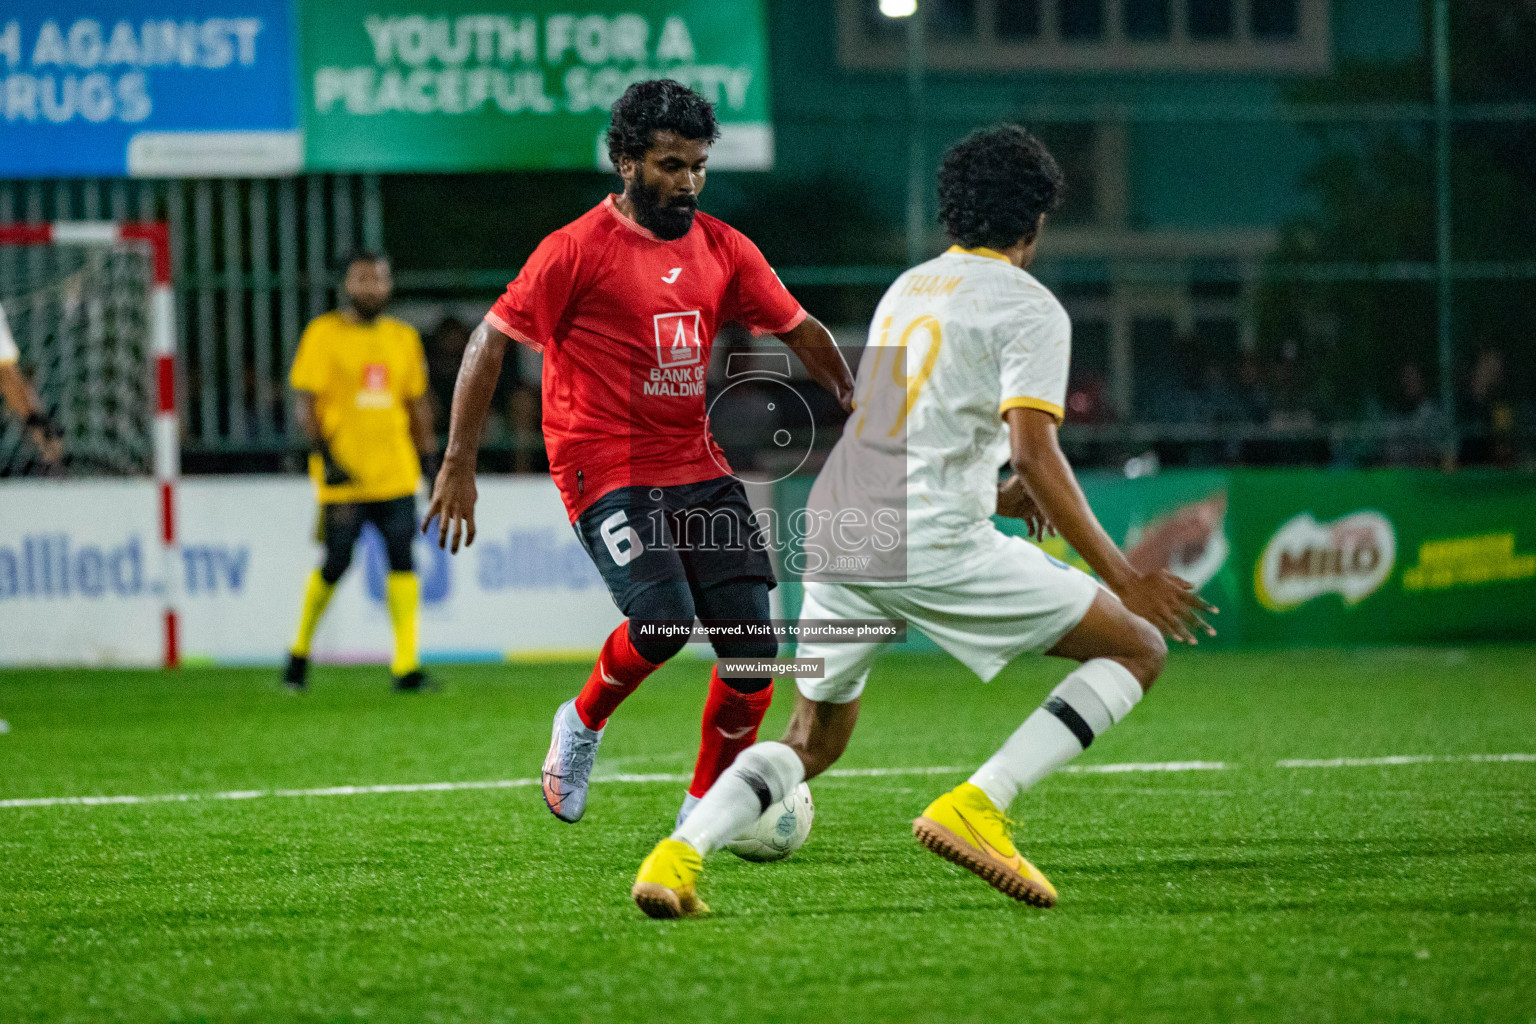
[1276,753,1536,768]
[1059,760,1228,774]
[1,755,1528,811]
[0,762,1219,810]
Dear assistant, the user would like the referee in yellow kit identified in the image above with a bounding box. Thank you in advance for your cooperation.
[283,252,439,692]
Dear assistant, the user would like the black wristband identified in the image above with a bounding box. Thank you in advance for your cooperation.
[420,451,442,481]
[307,438,351,485]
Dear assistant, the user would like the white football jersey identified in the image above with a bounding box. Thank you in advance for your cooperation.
[0,301,16,365]
[805,246,1071,584]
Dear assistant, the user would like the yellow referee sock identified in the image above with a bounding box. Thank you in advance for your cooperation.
[291,569,336,658]
[385,571,421,677]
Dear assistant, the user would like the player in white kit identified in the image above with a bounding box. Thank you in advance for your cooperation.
[631,125,1213,918]
[0,301,63,468]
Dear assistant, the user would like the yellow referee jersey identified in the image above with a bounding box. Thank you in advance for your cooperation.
[290,311,426,505]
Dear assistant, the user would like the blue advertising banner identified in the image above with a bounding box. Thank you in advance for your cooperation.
[0,0,300,178]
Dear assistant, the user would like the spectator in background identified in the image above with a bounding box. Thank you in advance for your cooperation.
[427,316,488,431]
[1378,361,1446,468]
[1143,333,1202,426]
[1266,341,1317,432]
[1189,355,1246,464]
[1461,346,1520,468]
[1063,367,1119,468]
[427,314,542,471]
[1065,369,1116,425]
[1190,357,1243,425]
[1232,350,1271,425]
[1245,341,1326,465]
[1147,334,1249,465]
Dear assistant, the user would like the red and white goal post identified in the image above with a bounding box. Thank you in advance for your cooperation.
[0,222,180,667]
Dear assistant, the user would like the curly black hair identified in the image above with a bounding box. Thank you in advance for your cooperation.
[937,125,1064,251]
[606,79,720,169]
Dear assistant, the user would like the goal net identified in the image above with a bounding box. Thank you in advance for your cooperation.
[0,222,180,666]
[0,226,163,476]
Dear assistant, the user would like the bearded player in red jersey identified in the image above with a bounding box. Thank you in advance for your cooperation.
[427,80,855,827]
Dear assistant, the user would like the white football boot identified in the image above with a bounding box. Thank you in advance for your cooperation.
[541,699,604,823]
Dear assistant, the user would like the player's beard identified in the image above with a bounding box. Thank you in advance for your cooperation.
[348,293,388,321]
[629,175,697,240]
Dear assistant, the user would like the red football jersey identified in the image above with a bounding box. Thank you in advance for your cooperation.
[486,195,806,520]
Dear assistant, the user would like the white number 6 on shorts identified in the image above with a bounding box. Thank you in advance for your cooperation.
[600,510,644,566]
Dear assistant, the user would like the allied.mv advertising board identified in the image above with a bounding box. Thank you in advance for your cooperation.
[0,477,624,666]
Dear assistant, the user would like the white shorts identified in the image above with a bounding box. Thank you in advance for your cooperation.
[795,531,1101,704]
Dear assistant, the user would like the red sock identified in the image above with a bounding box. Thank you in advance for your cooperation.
[689,668,775,798]
[573,623,660,730]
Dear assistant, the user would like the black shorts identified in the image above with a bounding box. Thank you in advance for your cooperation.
[321,495,417,574]
[573,476,776,617]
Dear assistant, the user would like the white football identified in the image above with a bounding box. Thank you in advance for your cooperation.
[725,783,815,862]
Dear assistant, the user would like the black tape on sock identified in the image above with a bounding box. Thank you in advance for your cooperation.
[740,769,773,814]
[1045,696,1095,750]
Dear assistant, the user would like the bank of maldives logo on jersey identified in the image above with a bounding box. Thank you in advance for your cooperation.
[654,311,703,369]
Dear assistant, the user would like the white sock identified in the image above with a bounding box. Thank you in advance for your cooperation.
[968,658,1144,811]
[672,741,804,856]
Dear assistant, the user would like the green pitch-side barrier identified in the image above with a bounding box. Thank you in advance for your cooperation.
[774,469,1536,649]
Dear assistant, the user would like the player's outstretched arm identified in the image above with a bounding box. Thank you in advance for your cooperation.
[1005,407,1215,644]
[0,362,62,467]
[777,315,855,413]
[426,319,510,553]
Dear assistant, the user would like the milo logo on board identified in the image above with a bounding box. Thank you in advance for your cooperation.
[1254,511,1396,611]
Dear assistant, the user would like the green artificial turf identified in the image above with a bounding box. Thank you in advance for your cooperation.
[1,647,1533,1023]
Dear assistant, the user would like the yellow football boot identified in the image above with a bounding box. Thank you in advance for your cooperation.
[632,838,710,919]
[913,782,1058,907]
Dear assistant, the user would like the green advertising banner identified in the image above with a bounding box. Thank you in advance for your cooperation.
[301,0,774,172]
[1229,470,1536,646]
[774,469,1536,653]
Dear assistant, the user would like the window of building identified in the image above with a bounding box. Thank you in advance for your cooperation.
[1250,0,1300,38]
[931,0,980,37]
[1036,123,1098,225]
[1059,0,1105,40]
[840,0,1328,73]
[1187,0,1234,39]
[996,0,1042,40]
[1124,0,1171,41]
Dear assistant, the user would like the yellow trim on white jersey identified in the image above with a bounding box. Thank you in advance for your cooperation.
[947,244,1011,263]
[1000,395,1064,422]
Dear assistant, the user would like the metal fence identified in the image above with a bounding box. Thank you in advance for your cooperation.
[3,112,1534,471]
[0,175,382,460]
